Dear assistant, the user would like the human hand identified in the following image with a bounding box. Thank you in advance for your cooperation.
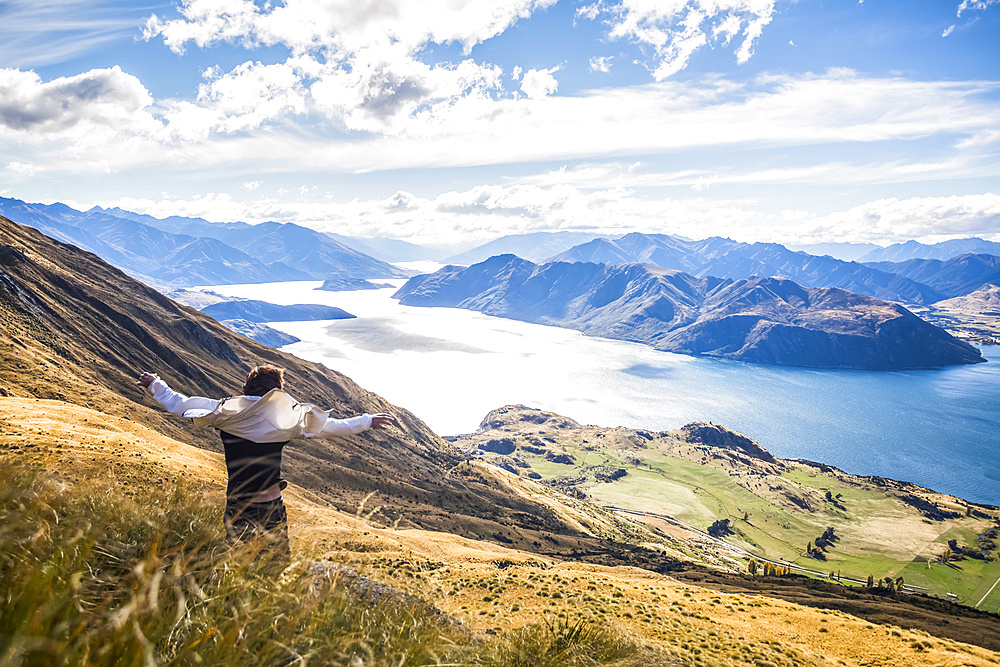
[136,372,157,388]
[371,413,395,430]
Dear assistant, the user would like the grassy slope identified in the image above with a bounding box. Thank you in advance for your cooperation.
[452,406,1000,614]
[4,397,1000,666]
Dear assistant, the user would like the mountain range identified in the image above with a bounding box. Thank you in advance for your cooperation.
[0,197,407,288]
[5,195,998,307]
[394,255,984,370]
[858,237,1000,263]
[550,232,949,305]
[863,254,1000,300]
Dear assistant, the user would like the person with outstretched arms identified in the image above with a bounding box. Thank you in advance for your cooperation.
[137,365,394,566]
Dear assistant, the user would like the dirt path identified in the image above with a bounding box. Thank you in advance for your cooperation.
[976,573,1000,609]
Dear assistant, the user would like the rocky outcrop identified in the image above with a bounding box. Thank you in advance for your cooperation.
[679,423,778,464]
[394,256,985,370]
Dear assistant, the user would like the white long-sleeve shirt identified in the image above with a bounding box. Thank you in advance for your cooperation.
[145,378,372,442]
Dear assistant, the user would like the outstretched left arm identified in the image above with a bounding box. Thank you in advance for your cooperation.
[319,412,395,436]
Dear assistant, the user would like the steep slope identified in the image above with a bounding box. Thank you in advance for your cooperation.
[108,206,410,279]
[156,236,312,284]
[916,283,1000,345]
[216,221,411,279]
[934,283,1000,312]
[865,253,1000,299]
[860,237,1000,262]
[394,255,984,370]
[0,216,665,555]
[552,232,943,305]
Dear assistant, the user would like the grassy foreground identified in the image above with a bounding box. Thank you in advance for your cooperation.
[0,462,659,666]
[3,398,1000,666]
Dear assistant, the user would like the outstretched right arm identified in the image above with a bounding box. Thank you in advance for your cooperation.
[137,372,219,417]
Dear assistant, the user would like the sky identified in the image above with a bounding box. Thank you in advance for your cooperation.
[1,0,999,247]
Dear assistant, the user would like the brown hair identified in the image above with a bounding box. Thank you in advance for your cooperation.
[242,365,285,396]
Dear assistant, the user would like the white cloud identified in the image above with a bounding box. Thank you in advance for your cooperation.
[802,193,1000,244]
[144,0,557,57]
[0,66,155,134]
[581,0,778,79]
[5,161,38,176]
[957,0,999,16]
[589,56,614,73]
[281,70,1000,174]
[102,180,1000,248]
[6,67,999,227]
[242,179,262,190]
[519,66,560,98]
[143,0,556,134]
[518,156,994,191]
[942,24,956,37]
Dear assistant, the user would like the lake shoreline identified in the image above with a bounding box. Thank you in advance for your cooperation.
[193,280,1000,506]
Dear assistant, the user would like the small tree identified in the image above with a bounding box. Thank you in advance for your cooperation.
[866,574,874,588]
[748,559,758,576]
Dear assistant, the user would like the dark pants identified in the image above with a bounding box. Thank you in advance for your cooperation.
[224,497,291,569]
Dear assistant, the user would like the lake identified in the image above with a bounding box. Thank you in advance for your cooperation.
[204,280,1000,506]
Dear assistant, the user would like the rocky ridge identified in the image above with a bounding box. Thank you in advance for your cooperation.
[394,255,984,370]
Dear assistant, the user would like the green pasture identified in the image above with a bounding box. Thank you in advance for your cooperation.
[519,439,1000,606]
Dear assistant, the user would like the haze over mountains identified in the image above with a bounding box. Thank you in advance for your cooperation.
[859,238,1000,263]
[0,197,407,288]
[3,196,997,310]
[550,233,950,305]
[394,255,984,370]
[863,254,1000,300]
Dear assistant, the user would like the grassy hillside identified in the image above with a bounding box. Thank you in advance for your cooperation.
[4,397,999,666]
[451,406,1000,613]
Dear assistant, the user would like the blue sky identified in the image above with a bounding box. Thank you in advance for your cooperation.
[1,0,998,246]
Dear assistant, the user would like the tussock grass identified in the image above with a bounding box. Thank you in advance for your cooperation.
[0,463,655,666]
[474,616,653,667]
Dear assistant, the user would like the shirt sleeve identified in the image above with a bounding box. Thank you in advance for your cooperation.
[319,413,372,437]
[146,378,220,418]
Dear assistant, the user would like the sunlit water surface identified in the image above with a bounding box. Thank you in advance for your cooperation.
[203,280,1000,506]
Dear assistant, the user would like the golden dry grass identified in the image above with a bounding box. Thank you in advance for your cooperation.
[3,397,999,666]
